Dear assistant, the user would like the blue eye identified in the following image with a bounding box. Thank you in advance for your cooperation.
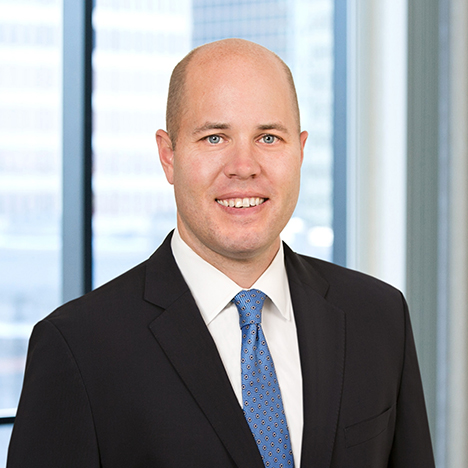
[262,134,276,144]
[207,135,221,144]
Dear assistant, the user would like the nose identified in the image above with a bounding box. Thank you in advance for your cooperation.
[223,141,261,179]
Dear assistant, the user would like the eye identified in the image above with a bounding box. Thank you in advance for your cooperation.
[207,134,222,144]
[261,134,277,144]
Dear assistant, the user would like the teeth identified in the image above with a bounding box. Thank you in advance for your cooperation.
[216,197,265,208]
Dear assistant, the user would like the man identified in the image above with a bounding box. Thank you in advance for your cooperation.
[8,39,434,467]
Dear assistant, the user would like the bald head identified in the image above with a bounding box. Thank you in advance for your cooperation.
[166,38,300,147]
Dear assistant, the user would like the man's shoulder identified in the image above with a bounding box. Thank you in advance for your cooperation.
[43,259,151,332]
[44,233,179,328]
[300,252,400,291]
[286,247,404,310]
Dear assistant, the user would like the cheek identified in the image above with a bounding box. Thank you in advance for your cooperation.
[274,158,301,190]
[276,166,302,212]
[173,158,219,200]
[173,156,198,187]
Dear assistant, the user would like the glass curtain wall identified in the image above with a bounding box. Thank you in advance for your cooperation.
[0,0,334,461]
[92,0,189,287]
[192,0,334,259]
[0,0,63,463]
[93,0,334,287]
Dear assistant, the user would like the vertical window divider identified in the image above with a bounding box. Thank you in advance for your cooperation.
[62,0,94,303]
[332,0,347,266]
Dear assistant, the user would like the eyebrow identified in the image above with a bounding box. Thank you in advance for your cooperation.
[192,122,290,135]
[192,122,231,135]
[257,123,289,134]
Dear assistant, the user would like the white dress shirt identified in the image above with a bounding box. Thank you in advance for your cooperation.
[171,229,303,464]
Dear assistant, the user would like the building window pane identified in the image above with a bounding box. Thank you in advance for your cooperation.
[0,424,13,467]
[92,0,190,287]
[0,0,62,419]
[92,0,334,285]
[192,0,334,260]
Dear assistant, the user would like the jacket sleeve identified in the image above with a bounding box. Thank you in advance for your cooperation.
[388,295,436,467]
[7,319,100,468]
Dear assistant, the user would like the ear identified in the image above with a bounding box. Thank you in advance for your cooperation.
[299,130,308,165]
[156,129,175,185]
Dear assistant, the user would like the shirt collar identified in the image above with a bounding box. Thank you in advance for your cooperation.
[171,229,291,325]
[252,246,291,321]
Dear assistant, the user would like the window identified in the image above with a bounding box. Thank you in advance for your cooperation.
[0,0,336,461]
[0,0,62,463]
[93,0,335,288]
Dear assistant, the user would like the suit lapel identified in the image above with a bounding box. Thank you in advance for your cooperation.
[144,234,264,468]
[285,245,346,468]
[143,235,345,467]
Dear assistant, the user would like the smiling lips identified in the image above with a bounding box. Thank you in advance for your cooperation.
[216,197,266,208]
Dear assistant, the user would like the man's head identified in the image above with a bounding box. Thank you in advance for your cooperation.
[166,39,301,148]
[156,38,307,280]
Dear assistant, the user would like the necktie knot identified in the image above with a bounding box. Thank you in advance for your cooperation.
[233,289,266,329]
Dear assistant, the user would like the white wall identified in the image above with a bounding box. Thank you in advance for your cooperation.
[347,0,407,291]
[447,1,468,466]
[348,1,468,466]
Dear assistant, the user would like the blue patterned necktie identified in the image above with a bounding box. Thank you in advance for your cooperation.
[233,289,295,468]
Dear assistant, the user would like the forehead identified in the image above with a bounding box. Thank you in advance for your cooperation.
[181,52,296,129]
[187,48,287,91]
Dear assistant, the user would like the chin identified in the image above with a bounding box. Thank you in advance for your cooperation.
[214,235,278,260]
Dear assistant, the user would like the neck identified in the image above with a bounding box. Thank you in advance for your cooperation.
[177,230,280,289]
[210,251,278,289]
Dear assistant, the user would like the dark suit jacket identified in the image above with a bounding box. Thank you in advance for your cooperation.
[8,233,435,467]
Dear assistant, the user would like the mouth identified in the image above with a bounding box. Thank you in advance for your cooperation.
[216,197,266,209]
